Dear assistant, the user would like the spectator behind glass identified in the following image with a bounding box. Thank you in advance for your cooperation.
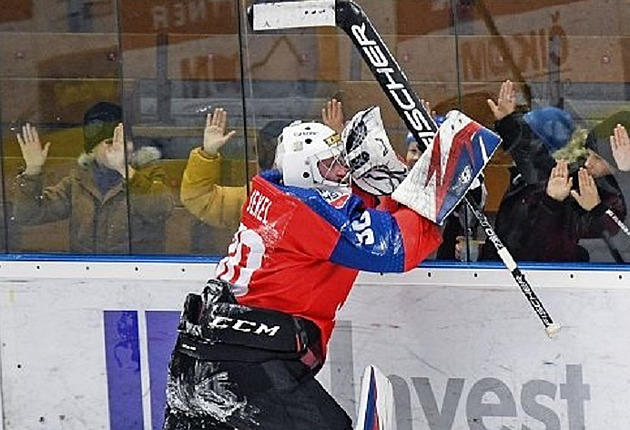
[181,108,292,254]
[258,120,291,170]
[581,112,630,261]
[481,80,625,262]
[180,108,282,242]
[181,108,242,254]
[610,118,630,173]
[13,102,174,254]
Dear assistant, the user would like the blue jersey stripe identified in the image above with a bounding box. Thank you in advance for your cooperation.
[330,208,405,272]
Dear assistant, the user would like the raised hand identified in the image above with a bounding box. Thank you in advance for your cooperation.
[17,123,51,175]
[203,107,236,157]
[610,124,630,172]
[102,122,133,177]
[546,160,573,202]
[322,98,344,134]
[487,80,516,121]
[421,99,438,122]
[570,168,601,211]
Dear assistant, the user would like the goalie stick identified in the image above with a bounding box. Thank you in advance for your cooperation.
[249,0,560,337]
[605,208,630,240]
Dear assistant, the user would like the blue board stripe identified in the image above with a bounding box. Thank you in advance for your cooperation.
[104,310,144,430]
[146,311,181,430]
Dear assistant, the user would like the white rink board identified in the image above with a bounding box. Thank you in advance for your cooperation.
[0,263,628,430]
[330,279,629,430]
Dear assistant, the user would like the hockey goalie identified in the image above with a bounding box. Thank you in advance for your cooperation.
[161,107,499,430]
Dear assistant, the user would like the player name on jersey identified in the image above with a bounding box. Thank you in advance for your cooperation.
[246,189,273,223]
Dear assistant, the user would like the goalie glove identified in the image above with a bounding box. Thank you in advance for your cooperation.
[342,106,408,196]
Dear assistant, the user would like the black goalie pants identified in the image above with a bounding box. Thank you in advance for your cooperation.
[163,349,352,430]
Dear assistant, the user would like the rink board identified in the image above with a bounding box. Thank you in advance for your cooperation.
[0,263,628,430]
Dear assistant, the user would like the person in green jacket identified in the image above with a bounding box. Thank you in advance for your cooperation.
[13,102,174,254]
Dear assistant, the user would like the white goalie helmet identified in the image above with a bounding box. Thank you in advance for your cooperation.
[274,121,349,189]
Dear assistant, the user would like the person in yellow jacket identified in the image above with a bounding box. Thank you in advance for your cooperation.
[180,107,245,232]
[181,103,345,240]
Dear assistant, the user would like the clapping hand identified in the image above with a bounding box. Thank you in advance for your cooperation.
[487,80,517,121]
[203,107,236,157]
[546,160,573,202]
[571,168,601,211]
[611,124,630,172]
[17,123,51,175]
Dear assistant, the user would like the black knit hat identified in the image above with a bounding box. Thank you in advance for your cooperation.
[83,102,122,153]
[585,111,630,168]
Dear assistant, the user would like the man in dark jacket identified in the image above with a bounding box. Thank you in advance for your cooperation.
[481,80,625,262]
[579,111,630,261]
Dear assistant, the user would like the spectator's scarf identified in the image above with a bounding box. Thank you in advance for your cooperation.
[93,164,122,196]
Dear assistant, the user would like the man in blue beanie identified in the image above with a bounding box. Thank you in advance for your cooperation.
[481,80,625,262]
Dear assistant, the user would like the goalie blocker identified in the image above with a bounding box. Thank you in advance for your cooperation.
[391,110,501,225]
[341,105,501,225]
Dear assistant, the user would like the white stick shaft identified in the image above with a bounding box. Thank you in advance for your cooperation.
[252,0,335,30]
[605,208,630,238]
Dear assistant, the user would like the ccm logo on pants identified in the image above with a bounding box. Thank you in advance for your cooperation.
[208,315,280,337]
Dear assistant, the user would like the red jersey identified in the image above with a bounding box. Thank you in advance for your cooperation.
[215,170,440,353]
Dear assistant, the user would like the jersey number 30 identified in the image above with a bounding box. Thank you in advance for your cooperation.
[215,224,265,295]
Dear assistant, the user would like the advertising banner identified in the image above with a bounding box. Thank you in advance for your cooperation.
[0,267,628,429]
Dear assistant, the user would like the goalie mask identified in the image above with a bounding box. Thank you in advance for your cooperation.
[275,121,349,189]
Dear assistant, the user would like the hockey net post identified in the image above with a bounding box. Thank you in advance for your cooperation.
[248,0,560,337]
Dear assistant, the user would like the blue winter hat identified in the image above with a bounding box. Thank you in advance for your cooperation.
[523,107,575,153]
